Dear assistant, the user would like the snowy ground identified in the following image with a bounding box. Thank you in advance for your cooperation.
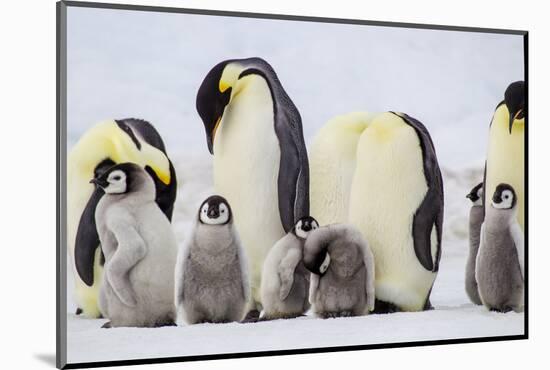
[66,154,524,365]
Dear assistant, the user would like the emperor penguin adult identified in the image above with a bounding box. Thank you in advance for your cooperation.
[309,112,374,226]
[484,81,525,231]
[260,216,319,320]
[196,57,310,315]
[93,163,178,328]
[68,118,177,318]
[303,223,375,318]
[476,183,524,312]
[348,112,444,312]
[465,183,484,305]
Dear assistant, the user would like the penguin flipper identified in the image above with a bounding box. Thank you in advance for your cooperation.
[309,273,319,304]
[106,220,148,307]
[74,187,104,286]
[277,248,301,301]
[395,112,444,272]
[510,221,524,279]
[275,106,309,233]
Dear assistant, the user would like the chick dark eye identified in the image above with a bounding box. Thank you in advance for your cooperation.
[113,176,121,181]
[221,209,225,213]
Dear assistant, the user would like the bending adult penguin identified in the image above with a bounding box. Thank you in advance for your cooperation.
[196,57,309,315]
[348,112,443,312]
[484,81,525,231]
[309,112,373,226]
[68,118,177,318]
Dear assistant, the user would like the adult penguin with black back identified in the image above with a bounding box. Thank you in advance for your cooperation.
[196,57,309,317]
[484,81,525,231]
[348,112,443,313]
[68,118,177,318]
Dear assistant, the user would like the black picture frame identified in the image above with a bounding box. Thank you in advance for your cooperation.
[56,1,528,368]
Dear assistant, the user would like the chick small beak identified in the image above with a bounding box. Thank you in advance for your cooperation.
[90,178,108,188]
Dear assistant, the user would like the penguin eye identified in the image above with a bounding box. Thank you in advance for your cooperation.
[113,176,121,181]
[504,195,509,199]
[221,209,225,213]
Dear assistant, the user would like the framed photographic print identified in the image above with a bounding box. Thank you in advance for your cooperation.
[56,1,527,368]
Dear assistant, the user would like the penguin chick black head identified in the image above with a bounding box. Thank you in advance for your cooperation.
[504,81,525,134]
[199,195,232,225]
[293,216,319,239]
[90,162,145,195]
[302,227,331,276]
[491,183,517,210]
[466,182,484,206]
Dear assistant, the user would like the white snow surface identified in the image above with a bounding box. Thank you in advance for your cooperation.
[66,154,524,364]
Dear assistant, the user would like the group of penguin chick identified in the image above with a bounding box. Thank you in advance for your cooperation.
[93,161,375,327]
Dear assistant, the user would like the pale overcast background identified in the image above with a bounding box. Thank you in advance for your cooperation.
[66,6,524,168]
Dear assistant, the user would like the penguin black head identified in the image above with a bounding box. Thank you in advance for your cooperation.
[491,183,517,210]
[196,58,276,155]
[504,81,525,134]
[303,245,331,277]
[466,182,484,206]
[199,195,232,225]
[293,216,319,239]
[90,162,143,195]
[196,60,234,154]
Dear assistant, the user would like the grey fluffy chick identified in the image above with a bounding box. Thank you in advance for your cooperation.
[260,216,319,320]
[465,182,484,305]
[175,195,250,325]
[303,223,375,318]
[93,163,178,328]
[476,183,524,313]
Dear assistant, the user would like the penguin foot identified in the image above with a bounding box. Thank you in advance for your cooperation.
[241,310,261,323]
[320,311,352,319]
[423,299,434,311]
[101,321,112,329]
[373,299,401,314]
[75,308,83,315]
[490,306,513,313]
[154,319,177,327]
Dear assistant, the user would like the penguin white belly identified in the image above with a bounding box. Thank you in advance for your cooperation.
[485,107,525,231]
[348,113,436,311]
[213,77,284,305]
[67,155,103,317]
[309,112,371,225]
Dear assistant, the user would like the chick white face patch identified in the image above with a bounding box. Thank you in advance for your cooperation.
[492,189,514,209]
[320,253,331,274]
[104,170,127,194]
[200,202,230,225]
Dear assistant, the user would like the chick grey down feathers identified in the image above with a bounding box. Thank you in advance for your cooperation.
[476,185,524,313]
[175,197,249,324]
[305,224,375,318]
[465,183,484,305]
[95,164,178,327]
[260,229,312,320]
